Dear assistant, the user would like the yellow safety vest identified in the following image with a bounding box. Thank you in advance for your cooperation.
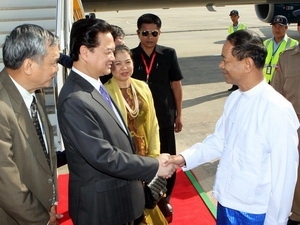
[228,23,247,34]
[263,37,298,83]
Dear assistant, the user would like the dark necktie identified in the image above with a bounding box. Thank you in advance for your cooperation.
[30,96,50,166]
[99,85,113,108]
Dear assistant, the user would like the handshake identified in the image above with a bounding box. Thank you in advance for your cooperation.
[156,153,186,179]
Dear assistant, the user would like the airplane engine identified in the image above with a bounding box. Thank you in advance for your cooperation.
[255,3,300,24]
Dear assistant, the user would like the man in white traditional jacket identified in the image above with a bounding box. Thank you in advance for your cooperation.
[167,30,299,225]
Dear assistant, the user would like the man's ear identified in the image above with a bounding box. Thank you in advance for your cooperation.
[23,58,34,75]
[79,45,90,61]
[244,57,253,73]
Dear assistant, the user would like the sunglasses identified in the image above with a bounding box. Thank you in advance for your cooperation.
[140,30,159,37]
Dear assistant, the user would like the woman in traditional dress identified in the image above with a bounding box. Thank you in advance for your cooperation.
[105,45,168,225]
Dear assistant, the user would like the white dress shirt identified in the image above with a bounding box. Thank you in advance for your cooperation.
[72,67,127,133]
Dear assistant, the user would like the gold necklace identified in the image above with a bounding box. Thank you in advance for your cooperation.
[123,84,139,118]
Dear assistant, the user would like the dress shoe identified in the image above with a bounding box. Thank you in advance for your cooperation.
[288,218,300,225]
[165,203,173,223]
[228,85,238,91]
[157,197,173,223]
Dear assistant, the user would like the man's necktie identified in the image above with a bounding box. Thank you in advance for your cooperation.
[30,96,50,166]
[99,85,128,134]
[99,85,113,108]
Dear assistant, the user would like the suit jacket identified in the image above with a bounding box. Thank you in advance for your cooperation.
[58,53,73,69]
[57,70,159,225]
[0,69,57,225]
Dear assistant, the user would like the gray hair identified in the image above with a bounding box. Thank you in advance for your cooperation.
[3,24,59,69]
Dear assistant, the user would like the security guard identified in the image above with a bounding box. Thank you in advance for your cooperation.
[263,15,298,83]
[228,10,247,34]
[280,9,300,225]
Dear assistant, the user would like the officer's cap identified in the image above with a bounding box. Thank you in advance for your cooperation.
[270,15,288,26]
[229,10,239,16]
[292,9,300,26]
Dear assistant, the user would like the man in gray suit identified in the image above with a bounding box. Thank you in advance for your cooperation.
[57,18,176,225]
[0,24,62,224]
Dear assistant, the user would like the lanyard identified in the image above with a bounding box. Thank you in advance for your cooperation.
[268,41,282,65]
[141,52,157,82]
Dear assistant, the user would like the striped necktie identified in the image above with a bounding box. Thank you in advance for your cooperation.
[30,96,50,166]
[99,85,128,134]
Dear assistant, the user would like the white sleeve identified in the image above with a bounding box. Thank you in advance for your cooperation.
[180,115,225,171]
[264,107,299,224]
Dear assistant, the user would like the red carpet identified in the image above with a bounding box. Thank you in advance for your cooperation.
[57,169,216,224]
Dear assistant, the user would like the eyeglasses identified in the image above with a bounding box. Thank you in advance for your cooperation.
[140,30,159,37]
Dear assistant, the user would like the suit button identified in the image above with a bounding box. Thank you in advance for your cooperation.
[48,199,52,203]
[48,178,53,184]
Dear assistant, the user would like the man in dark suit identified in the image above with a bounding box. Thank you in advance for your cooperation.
[57,18,176,225]
[0,24,62,224]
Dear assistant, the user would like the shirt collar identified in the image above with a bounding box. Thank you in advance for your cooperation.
[240,80,267,98]
[138,43,164,55]
[9,75,34,111]
[72,67,102,91]
[272,34,288,44]
[291,44,300,55]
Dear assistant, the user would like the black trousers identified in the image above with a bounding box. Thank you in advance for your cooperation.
[122,222,134,225]
[159,126,176,197]
[122,214,143,225]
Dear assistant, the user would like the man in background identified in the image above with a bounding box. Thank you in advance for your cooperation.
[131,13,183,222]
[271,10,300,225]
[263,15,298,83]
[112,24,126,45]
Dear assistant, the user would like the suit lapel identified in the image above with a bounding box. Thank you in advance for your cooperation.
[70,71,130,136]
[91,89,129,133]
[17,110,51,173]
[0,71,52,173]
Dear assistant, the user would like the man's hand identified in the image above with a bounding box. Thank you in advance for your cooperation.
[156,153,178,178]
[48,205,63,225]
[164,155,186,167]
[174,115,183,133]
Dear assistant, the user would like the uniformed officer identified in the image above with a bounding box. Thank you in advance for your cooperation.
[278,9,300,225]
[263,15,298,83]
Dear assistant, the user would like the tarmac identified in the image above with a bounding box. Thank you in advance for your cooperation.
[58,4,300,212]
